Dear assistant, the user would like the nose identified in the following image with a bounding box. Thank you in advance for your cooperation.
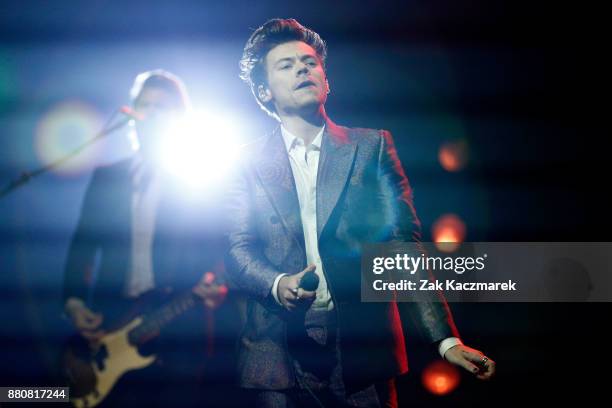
[296,60,310,76]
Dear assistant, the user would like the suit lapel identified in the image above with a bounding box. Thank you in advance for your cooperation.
[317,119,357,239]
[253,127,306,252]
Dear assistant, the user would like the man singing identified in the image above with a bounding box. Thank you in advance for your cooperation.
[226,19,495,407]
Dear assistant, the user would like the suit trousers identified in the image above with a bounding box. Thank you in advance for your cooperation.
[253,308,397,408]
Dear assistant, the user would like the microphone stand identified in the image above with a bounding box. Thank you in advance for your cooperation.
[0,109,130,199]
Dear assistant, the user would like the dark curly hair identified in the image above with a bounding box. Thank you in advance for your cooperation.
[239,18,327,119]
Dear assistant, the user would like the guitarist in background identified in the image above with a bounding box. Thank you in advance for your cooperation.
[63,70,241,407]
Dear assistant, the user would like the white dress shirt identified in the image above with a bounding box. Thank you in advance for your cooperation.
[125,154,162,298]
[272,125,333,311]
[270,125,462,358]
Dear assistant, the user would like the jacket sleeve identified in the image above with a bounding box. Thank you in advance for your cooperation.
[224,162,283,301]
[377,129,460,343]
[62,169,103,307]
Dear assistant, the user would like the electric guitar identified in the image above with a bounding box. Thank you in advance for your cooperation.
[61,288,203,408]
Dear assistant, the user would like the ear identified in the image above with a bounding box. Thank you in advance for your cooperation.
[257,84,272,103]
[325,79,330,95]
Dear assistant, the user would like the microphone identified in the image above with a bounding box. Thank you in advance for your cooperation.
[299,270,319,292]
[120,105,145,121]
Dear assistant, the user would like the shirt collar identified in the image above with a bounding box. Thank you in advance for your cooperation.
[280,124,325,152]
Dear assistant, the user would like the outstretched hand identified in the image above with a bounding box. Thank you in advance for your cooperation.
[444,344,496,380]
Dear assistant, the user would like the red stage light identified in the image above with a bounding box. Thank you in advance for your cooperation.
[432,213,466,252]
[422,360,461,396]
[438,140,468,172]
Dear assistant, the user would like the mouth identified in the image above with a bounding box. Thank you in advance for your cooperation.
[294,80,317,90]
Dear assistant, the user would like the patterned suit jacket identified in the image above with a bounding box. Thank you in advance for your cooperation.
[225,117,458,392]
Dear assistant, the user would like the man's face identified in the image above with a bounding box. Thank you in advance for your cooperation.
[133,86,183,156]
[261,41,328,116]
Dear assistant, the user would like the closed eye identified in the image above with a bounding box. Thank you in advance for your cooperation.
[303,56,319,67]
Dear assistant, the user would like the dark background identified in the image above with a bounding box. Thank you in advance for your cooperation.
[0,1,607,406]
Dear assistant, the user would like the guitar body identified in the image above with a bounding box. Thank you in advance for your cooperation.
[63,317,157,408]
[61,289,201,407]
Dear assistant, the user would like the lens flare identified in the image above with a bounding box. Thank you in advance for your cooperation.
[35,100,104,176]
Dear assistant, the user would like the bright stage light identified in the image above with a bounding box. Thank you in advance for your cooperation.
[156,109,241,189]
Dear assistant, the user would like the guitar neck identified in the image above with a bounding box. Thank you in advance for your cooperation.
[127,290,199,345]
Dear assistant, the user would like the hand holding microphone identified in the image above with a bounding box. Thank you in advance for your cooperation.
[277,264,319,311]
[298,267,320,292]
